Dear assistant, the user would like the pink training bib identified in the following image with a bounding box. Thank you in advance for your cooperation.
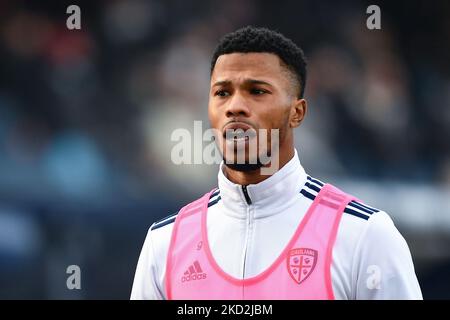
[166,183,356,300]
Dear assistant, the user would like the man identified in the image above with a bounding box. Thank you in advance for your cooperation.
[131,26,422,299]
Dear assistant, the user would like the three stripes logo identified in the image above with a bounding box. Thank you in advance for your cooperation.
[181,260,207,282]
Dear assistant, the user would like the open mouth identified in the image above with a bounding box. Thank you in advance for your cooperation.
[224,130,252,142]
[223,124,257,142]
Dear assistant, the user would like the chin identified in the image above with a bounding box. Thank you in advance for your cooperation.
[222,150,269,172]
[223,162,264,172]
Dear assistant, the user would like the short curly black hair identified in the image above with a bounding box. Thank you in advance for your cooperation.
[211,26,307,98]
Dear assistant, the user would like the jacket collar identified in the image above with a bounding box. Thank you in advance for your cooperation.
[217,149,307,219]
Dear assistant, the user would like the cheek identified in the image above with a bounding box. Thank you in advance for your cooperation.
[264,97,291,128]
[208,104,218,128]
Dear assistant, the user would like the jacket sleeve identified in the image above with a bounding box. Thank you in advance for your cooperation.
[352,211,423,299]
[130,226,165,300]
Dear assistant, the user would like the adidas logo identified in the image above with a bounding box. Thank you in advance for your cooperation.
[181,260,207,282]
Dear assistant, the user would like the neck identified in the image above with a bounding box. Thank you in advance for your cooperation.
[223,147,295,185]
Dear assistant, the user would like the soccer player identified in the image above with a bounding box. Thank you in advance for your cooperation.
[131,26,422,300]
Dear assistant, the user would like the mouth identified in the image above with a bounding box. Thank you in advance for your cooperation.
[222,122,256,142]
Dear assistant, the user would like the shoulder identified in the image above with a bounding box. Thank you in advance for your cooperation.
[300,176,422,299]
[299,175,400,254]
[299,175,403,296]
[149,188,221,233]
[300,175,416,268]
[145,189,221,264]
[300,175,383,222]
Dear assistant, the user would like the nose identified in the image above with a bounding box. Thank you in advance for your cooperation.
[225,92,251,118]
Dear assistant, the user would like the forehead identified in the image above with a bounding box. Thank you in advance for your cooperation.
[211,52,288,84]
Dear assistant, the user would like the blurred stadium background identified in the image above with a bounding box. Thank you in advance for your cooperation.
[0,0,449,299]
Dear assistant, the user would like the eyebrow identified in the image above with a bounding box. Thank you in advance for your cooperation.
[212,79,274,88]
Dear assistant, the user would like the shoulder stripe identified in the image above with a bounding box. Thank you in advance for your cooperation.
[349,200,379,214]
[344,208,369,220]
[153,211,178,226]
[300,177,380,221]
[209,194,220,202]
[210,189,220,199]
[307,176,324,187]
[151,212,178,231]
[152,191,221,231]
[305,181,321,193]
[208,196,221,207]
[350,200,379,213]
[208,188,221,207]
[300,188,316,201]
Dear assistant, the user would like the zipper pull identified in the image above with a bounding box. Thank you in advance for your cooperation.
[242,185,252,205]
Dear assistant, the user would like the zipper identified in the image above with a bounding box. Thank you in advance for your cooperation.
[241,185,252,288]
[241,185,252,205]
[242,199,253,286]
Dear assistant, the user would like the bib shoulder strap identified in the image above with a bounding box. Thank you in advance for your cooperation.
[176,188,217,221]
[166,188,217,299]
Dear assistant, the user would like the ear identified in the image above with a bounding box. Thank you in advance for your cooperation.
[289,98,307,128]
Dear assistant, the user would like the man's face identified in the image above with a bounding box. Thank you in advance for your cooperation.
[208,52,297,170]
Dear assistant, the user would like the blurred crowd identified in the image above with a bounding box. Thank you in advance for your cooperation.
[2,0,450,200]
[0,0,449,298]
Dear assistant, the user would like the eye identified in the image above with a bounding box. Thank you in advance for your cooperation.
[250,88,268,95]
[214,90,230,97]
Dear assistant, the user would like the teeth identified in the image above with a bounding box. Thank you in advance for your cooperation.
[224,128,256,141]
[225,129,245,141]
[234,130,245,139]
